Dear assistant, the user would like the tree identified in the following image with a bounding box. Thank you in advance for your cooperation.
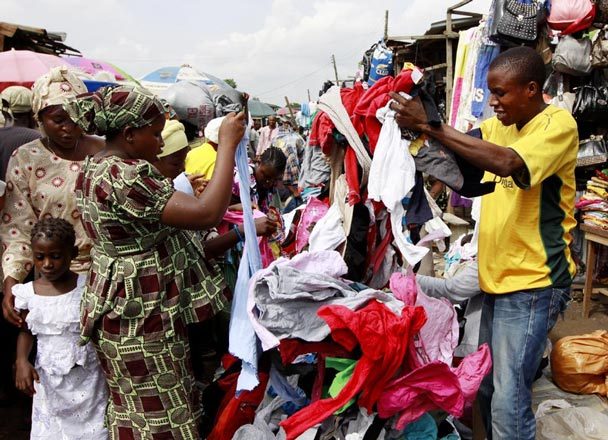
[224,78,237,89]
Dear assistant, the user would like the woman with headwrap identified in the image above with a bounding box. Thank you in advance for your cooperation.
[66,84,244,439]
[1,67,104,326]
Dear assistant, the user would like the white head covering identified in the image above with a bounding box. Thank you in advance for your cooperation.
[203,116,224,144]
[32,66,87,118]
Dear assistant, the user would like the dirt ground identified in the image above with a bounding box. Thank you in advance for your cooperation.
[1,292,606,440]
[550,288,608,343]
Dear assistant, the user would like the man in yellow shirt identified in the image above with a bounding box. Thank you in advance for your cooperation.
[391,47,575,440]
[184,116,224,180]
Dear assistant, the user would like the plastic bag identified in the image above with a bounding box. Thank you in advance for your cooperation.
[550,330,608,396]
[537,407,608,440]
[159,80,216,130]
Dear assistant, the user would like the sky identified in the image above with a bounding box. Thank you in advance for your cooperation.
[4,0,493,106]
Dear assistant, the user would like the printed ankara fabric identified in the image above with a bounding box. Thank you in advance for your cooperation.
[0,139,92,282]
[75,156,227,343]
[94,335,201,439]
[76,156,228,437]
[64,85,164,136]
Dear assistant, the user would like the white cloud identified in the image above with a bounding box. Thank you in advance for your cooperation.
[3,0,493,105]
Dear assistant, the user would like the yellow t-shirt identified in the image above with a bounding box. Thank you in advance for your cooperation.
[185,142,217,179]
[478,105,578,294]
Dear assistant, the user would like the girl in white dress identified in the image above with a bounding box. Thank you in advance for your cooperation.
[13,217,108,440]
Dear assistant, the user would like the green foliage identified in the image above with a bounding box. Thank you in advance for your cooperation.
[224,78,237,89]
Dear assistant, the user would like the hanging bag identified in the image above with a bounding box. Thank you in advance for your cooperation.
[573,70,608,120]
[552,35,593,75]
[368,41,394,86]
[497,0,541,41]
[490,0,543,45]
[591,26,608,67]
[577,135,608,167]
[361,42,378,83]
[596,0,608,23]
[548,72,576,113]
[548,0,596,35]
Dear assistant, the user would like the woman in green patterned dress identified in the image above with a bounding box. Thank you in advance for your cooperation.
[66,85,244,439]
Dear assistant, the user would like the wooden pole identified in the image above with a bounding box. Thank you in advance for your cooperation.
[384,10,389,40]
[284,96,297,126]
[331,54,339,85]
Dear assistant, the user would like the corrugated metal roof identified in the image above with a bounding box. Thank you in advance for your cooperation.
[0,22,80,56]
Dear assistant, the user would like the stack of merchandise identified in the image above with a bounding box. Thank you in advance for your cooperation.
[576,169,608,229]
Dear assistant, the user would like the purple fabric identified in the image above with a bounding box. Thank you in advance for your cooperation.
[450,191,473,208]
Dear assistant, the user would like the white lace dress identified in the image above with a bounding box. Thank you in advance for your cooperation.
[13,275,108,440]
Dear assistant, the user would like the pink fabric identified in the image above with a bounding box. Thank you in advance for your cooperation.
[390,271,459,367]
[222,209,274,268]
[257,125,279,155]
[449,78,464,127]
[377,344,492,429]
[296,197,329,253]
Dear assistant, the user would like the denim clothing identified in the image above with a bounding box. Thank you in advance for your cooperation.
[478,286,571,440]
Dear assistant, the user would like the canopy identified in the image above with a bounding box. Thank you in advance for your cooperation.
[248,100,276,118]
[0,49,118,93]
[140,65,240,102]
[0,49,65,92]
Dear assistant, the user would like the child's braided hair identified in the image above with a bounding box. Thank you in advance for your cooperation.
[260,147,286,175]
[31,217,76,248]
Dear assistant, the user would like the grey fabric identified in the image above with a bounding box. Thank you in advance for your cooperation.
[413,137,464,192]
[417,260,479,303]
[232,395,287,440]
[253,264,404,343]
[299,143,330,188]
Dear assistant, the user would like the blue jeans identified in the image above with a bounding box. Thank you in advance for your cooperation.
[478,286,570,440]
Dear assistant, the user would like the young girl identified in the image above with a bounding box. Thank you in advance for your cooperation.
[232,146,286,213]
[14,218,108,440]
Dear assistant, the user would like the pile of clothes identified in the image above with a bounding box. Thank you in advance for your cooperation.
[206,251,491,440]
[576,169,608,229]
[217,63,497,439]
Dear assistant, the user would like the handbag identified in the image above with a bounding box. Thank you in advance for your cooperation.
[573,70,608,121]
[548,0,596,35]
[596,0,608,23]
[577,135,608,167]
[549,72,576,113]
[552,35,593,76]
[490,0,542,45]
[591,26,608,68]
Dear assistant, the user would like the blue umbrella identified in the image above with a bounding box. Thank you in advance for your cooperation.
[83,80,117,92]
[140,65,237,95]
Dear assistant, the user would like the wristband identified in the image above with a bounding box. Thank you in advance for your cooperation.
[234,225,245,243]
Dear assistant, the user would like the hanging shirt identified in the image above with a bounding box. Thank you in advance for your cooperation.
[478,105,578,294]
[256,125,279,156]
[272,129,303,186]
